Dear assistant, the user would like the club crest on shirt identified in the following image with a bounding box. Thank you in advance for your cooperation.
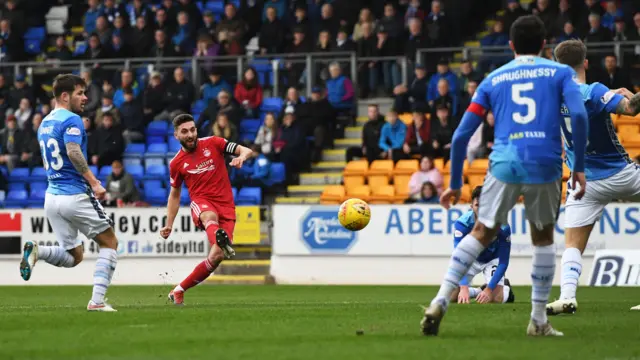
[601,90,615,104]
[203,148,211,157]
[66,127,81,136]
[183,163,189,168]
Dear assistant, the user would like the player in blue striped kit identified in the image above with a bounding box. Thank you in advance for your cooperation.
[546,40,640,315]
[451,186,514,305]
[421,16,589,337]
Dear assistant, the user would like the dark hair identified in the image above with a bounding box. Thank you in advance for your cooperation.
[421,181,438,199]
[242,67,259,89]
[123,87,134,96]
[554,39,587,69]
[52,74,86,99]
[172,113,195,129]
[471,186,482,202]
[510,15,546,55]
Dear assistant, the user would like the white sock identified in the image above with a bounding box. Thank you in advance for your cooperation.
[468,287,481,298]
[174,285,184,292]
[531,245,556,324]
[560,247,582,300]
[91,248,118,304]
[432,235,485,306]
[38,246,75,268]
[502,285,511,303]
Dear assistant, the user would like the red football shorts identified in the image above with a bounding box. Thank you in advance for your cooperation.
[190,199,236,244]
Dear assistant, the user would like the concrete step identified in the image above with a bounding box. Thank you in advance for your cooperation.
[287,184,326,196]
[275,196,320,204]
[205,274,275,285]
[300,172,343,185]
[312,161,347,172]
[322,148,346,162]
[216,259,271,275]
[345,126,362,139]
[335,138,361,149]
[230,245,272,260]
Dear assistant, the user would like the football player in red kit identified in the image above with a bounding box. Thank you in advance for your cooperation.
[161,114,252,305]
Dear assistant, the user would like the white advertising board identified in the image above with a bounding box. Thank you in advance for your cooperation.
[589,250,640,287]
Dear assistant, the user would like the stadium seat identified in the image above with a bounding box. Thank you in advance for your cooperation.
[205,0,225,15]
[29,167,47,181]
[399,113,413,126]
[562,164,570,180]
[143,180,163,190]
[73,41,87,56]
[30,182,47,192]
[4,189,28,208]
[180,188,191,205]
[343,160,368,177]
[29,187,46,200]
[320,185,345,204]
[393,159,419,176]
[168,137,181,154]
[265,162,285,186]
[368,160,394,177]
[460,184,472,204]
[123,157,142,167]
[144,187,168,206]
[260,97,283,113]
[443,159,469,175]
[191,99,207,114]
[0,165,7,177]
[368,175,389,189]
[240,131,257,143]
[126,164,144,180]
[146,136,166,145]
[467,174,485,190]
[124,143,145,158]
[89,165,98,175]
[433,158,444,171]
[144,165,167,180]
[343,175,365,190]
[0,190,5,205]
[146,143,169,156]
[24,27,46,54]
[99,166,113,177]
[146,121,169,137]
[346,185,371,202]
[467,159,489,175]
[369,185,395,204]
[393,175,411,200]
[232,187,238,200]
[9,168,30,182]
[240,119,261,134]
[236,187,262,205]
[8,183,26,191]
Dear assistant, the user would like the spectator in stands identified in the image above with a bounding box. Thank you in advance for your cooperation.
[111,33,131,59]
[296,86,336,154]
[274,108,305,182]
[113,15,128,40]
[194,34,219,74]
[217,4,247,45]
[427,59,458,108]
[376,26,402,95]
[263,0,286,20]
[291,5,311,40]
[234,149,271,187]
[285,27,312,88]
[393,64,428,114]
[602,0,623,32]
[482,111,495,157]
[259,6,286,54]
[0,75,8,100]
[120,89,145,144]
[47,35,73,62]
[102,0,125,25]
[130,16,154,58]
[405,0,426,28]
[580,0,604,35]
[113,70,140,108]
[556,21,580,43]
[212,113,239,142]
[314,30,333,82]
[234,67,263,118]
[173,11,197,55]
[40,104,51,117]
[430,103,454,161]
[255,112,278,159]
[357,22,378,98]
[379,109,407,163]
[82,117,94,160]
[91,112,124,168]
[161,0,179,29]
[9,74,33,112]
[0,115,24,171]
[151,29,178,58]
[319,3,340,38]
[379,3,403,40]
[404,18,428,71]
[346,104,385,163]
[326,62,354,110]
[130,0,153,27]
[459,80,478,115]
[426,0,452,47]
[613,17,632,41]
[403,109,431,158]
[353,8,376,41]
[18,113,42,169]
[532,0,557,39]
[105,160,140,208]
[503,0,529,32]
[198,90,242,132]
[457,60,481,96]
[432,78,457,118]
[0,19,23,62]
[585,13,613,43]
[178,0,204,29]
[200,11,217,40]
[479,19,510,73]
[82,33,111,74]
[0,95,9,129]
[81,70,101,117]
[95,16,112,48]
[156,67,195,120]
[417,182,440,203]
[554,0,576,38]
[408,155,443,199]
[283,87,303,113]
[12,98,33,130]
[335,26,356,52]
[84,0,102,36]
[96,93,120,127]
[202,69,232,104]
[154,9,175,40]
[143,72,165,122]
[597,54,633,90]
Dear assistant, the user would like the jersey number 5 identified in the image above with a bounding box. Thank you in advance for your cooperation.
[511,82,536,124]
[40,139,64,171]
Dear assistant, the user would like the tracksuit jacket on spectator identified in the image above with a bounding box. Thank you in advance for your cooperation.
[113,83,141,108]
[326,75,354,110]
[362,115,386,155]
[379,120,407,152]
[166,80,195,113]
[427,71,458,103]
[202,79,232,104]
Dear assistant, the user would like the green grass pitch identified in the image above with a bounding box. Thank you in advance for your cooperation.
[1,285,639,360]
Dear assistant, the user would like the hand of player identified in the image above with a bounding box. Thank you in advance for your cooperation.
[160,226,172,239]
[570,171,586,200]
[91,182,106,200]
[229,156,245,168]
[613,88,635,99]
[458,286,470,304]
[476,288,493,304]
[439,188,461,209]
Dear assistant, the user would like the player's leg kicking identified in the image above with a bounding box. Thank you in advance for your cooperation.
[20,192,119,311]
[168,203,235,305]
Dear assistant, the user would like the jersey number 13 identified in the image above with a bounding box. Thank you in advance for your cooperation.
[40,139,64,171]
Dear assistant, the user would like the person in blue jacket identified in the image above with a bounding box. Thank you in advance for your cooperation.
[427,59,458,105]
[378,109,407,163]
[450,186,515,304]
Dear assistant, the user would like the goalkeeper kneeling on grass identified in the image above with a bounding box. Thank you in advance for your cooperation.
[449,186,515,304]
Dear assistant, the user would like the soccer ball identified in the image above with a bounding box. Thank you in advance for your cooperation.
[338,198,371,231]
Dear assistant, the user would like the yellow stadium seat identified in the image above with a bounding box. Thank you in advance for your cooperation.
[443,174,451,189]
[562,181,568,203]
[394,159,419,176]
[344,176,365,190]
[460,185,472,204]
[393,175,411,198]
[343,160,368,177]
[346,185,371,201]
[562,164,571,180]
[467,174,485,190]
[467,158,489,175]
[399,113,413,126]
[434,158,444,171]
[618,124,639,134]
[368,175,389,189]
[320,185,345,204]
[368,160,394,177]
[369,185,395,204]
[627,147,640,159]
[617,114,640,125]
[443,159,469,175]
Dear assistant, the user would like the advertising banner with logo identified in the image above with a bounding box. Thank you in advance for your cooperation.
[0,206,261,258]
[273,204,640,257]
[589,250,640,287]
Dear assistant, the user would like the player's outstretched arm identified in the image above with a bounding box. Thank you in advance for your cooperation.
[66,142,105,198]
[229,143,253,168]
[161,186,181,239]
[615,91,640,116]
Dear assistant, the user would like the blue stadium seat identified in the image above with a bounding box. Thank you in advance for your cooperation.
[167,126,175,136]
[260,97,283,113]
[31,182,47,192]
[9,168,30,182]
[205,0,225,15]
[123,157,142,167]
[24,26,46,40]
[4,190,28,208]
[73,42,87,57]
[24,27,46,54]
[240,132,257,143]
[124,143,146,158]
[125,164,144,180]
[29,188,46,200]
[8,183,26,191]
[146,143,169,156]
[240,119,261,133]
[89,165,98,175]
[146,121,169,137]
[146,136,166,145]
[144,180,163,189]
[191,99,207,114]
[180,187,190,205]
[236,187,262,205]
[29,167,47,181]
[144,165,167,180]
[232,187,238,200]
[265,162,285,186]
[99,166,113,177]
[0,190,5,205]
[168,137,181,154]
[144,187,168,206]
[0,165,7,177]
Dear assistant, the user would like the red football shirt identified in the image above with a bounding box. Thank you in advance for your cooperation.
[169,136,236,206]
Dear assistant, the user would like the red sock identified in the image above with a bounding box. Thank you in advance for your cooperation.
[179,259,214,291]
[204,219,219,245]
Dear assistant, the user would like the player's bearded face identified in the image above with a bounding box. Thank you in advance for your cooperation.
[176,122,198,151]
[70,86,87,113]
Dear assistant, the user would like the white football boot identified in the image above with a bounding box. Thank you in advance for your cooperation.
[546,298,578,315]
[527,320,564,336]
